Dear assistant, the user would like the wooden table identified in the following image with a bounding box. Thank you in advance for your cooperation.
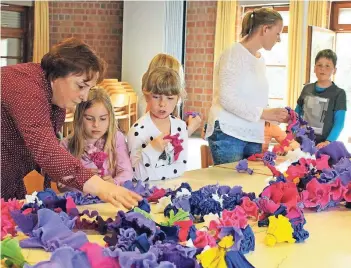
[20,165,351,268]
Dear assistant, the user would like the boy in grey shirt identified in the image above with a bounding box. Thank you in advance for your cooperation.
[295,49,346,148]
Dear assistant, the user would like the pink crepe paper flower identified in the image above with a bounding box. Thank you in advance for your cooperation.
[257,198,281,221]
[89,151,108,175]
[344,182,351,202]
[286,164,308,181]
[147,188,166,203]
[193,230,217,248]
[301,178,331,209]
[315,155,330,171]
[261,182,299,210]
[1,198,23,239]
[221,206,248,229]
[240,197,258,220]
[299,158,316,167]
[328,178,346,202]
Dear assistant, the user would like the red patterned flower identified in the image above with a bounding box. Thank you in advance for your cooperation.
[193,230,217,248]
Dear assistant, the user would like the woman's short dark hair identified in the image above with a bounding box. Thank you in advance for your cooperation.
[41,37,106,83]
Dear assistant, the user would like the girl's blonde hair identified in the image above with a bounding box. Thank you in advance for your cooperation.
[142,53,185,90]
[144,67,187,100]
[241,7,283,38]
[67,87,117,175]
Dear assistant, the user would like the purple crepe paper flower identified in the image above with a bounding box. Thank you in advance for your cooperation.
[239,225,255,254]
[235,160,253,175]
[222,194,242,211]
[63,191,102,205]
[229,186,243,196]
[198,198,222,217]
[299,135,316,154]
[10,210,38,235]
[218,185,231,196]
[20,209,88,252]
[199,184,219,197]
[103,247,176,268]
[333,157,351,186]
[117,228,137,251]
[24,246,91,268]
[319,168,338,183]
[263,151,277,166]
[172,196,191,212]
[316,141,351,165]
[123,180,152,197]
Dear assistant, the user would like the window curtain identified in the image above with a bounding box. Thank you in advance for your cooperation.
[286,0,305,108]
[213,0,237,65]
[33,1,49,63]
[308,0,328,28]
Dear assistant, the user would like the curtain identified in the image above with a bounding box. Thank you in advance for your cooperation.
[308,0,328,28]
[286,0,305,108]
[33,1,49,63]
[213,0,237,65]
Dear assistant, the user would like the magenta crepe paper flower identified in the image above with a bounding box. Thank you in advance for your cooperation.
[193,230,217,248]
[240,197,259,220]
[301,178,331,209]
[315,155,330,171]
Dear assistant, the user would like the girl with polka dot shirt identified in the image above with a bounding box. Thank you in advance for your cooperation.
[60,87,133,189]
[127,67,188,181]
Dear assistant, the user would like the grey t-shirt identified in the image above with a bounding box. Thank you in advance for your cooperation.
[297,82,347,143]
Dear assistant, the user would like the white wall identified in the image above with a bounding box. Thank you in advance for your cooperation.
[122,1,166,116]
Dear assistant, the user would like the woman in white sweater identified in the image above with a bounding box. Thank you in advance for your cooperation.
[205,8,289,165]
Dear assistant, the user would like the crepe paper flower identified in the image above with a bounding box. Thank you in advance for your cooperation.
[161,209,189,227]
[154,196,172,214]
[316,141,351,165]
[172,196,191,212]
[193,230,217,248]
[221,207,248,229]
[239,225,255,254]
[173,220,194,242]
[25,246,92,268]
[300,178,331,211]
[20,209,88,252]
[266,164,282,177]
[344,183,351,202]
[264,215,295,247]
[184,111,200,118]
[147,188,166,203]
[286,164,308,182]
[80,242,119,268]
[328,178,346,202]
[225,250,255,268]
[334,157,351,173]
[1,238,27,267]
[235,159,253,175]
[319,168,338,183]
[273,144,285,154]
[247,153,263,161]
[315,154,330,171]
[10,210,38,235]
[197,198,222,218]
[299,135,317,155]
[175,188,192,198]
[203,213,220,229]
[217,226,244,252]
[63,191,102,205]
[138,198,151,213]
[133,207,153,221]
[291,220,309,243]
[122,180,152,197]
[163,133,184,161]
[1,199,24,240]
[222,195,241,211]
[88,151,108,176]
[196,235,234,268]
[263,151,277,166]
[240,197,259,220]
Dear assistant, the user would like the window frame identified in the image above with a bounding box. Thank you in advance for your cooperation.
[1,3,34,64]
[330,1,351,32]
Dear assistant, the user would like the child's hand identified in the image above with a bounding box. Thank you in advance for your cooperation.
[262,108,289,123]
[187,115,202,136]
[150,134,171,152]
[316,141,330,149]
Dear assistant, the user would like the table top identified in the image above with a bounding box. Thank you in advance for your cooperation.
[20,165,351,268]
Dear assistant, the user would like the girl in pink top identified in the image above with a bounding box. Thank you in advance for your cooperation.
[60,87,133,188]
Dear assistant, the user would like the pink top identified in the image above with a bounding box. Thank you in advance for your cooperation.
[60,131,133,185]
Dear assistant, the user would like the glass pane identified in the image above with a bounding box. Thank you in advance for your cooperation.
[0,38,22,57]
[334,33,351,144]
[266,66,287,99]
[1,10,23,28]
[279,11,289,27]
[260,33,288,65]
[0,57,20,67]
[338,8,351,24]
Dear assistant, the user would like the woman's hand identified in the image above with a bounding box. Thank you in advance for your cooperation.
[83,175,142,209]
[261,108,289,123]
[187,115,202,137]
[316,141,330,149]
[150,134,171,152]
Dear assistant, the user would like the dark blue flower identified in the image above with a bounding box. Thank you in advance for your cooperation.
[240,225,255,254]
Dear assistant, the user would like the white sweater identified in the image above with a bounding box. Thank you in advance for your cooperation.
[205,42,269,143]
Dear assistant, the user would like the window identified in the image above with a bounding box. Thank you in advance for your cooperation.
[243,6,289,108]
[1,3,33,66]
[330,1,351,145]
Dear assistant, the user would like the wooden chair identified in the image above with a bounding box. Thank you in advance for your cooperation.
[128,93,138,127]
[110,93,130,133]
[200,145,214,168]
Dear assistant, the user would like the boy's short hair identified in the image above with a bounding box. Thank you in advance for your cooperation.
[315,49,337,67]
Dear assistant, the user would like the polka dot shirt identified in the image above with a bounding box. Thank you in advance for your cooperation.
[1,63,93,200]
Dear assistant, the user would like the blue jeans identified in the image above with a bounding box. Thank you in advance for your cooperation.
[208,121,262,165]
